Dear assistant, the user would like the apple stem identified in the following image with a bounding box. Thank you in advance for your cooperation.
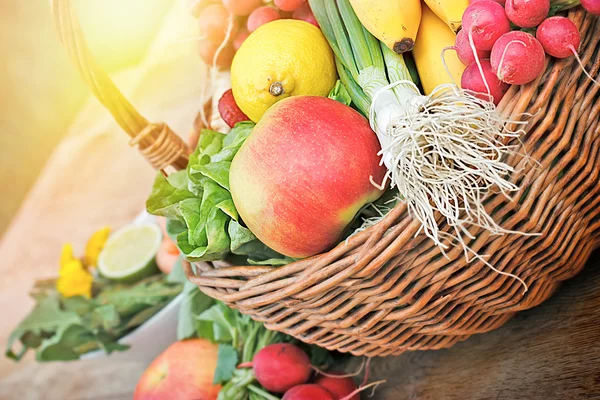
[237,362,254,369]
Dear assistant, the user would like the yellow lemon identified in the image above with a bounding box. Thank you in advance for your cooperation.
[231,19,337,122]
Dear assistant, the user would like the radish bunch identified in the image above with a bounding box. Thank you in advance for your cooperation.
[458,0,595,106]
[238,343,375,400]
[189,0,319,69]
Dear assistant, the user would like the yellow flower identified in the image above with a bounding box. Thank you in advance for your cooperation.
[59,243,76,272]
[83,226,111,267]
[56,259,93,298]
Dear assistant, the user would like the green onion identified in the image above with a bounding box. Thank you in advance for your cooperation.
[309,0,531,289]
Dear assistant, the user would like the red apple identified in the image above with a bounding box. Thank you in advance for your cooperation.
[229,96,387,258]
[134,339,221,400]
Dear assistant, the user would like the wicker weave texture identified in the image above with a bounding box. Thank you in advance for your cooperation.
[186,10,600,357]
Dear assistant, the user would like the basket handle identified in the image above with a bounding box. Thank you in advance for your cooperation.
[50,0,191,171]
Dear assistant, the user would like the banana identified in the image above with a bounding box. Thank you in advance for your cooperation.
[423,0,469,32]
[413,4,465,95]
[349,0,421,54]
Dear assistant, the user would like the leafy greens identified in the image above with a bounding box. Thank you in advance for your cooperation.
[146,122,290,264]
[6,275,181,362]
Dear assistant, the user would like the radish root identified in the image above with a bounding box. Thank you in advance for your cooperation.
[570,46,600,87]
[370,81,536,292]
[339,379,386,400]
[496,39,527,83]
[312,358,367,379]
[468,29,492,100]
[441,46,460,87]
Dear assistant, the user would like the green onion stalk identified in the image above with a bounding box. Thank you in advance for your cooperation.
[309,0,531,267]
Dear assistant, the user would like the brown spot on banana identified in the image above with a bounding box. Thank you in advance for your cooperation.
[393,38,415,54]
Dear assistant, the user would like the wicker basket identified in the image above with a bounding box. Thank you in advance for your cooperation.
[53,0,600,357]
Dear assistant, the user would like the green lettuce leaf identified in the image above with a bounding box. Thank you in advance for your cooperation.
[146,122,289,265]
[146,171,196,221]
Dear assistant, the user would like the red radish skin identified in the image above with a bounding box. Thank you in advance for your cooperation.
[470,0,506,4]
[537,17,581,58]
[247,6,281,32]
[581,0,600,15]
[462,59,509,105]
[275,0,306,12]
[198,4,238,44]
[218,89,250,128]
[292,3,319,27]
[233,29,250,51]
[491,31,545,85]
[282,385,335,400]
[250,343,311,393]
[455,29,491,66]
[462,0,511,51]
[198,40,236,69]
[223,0,263,16]
[505,0,550,28]
[315,374,359,400]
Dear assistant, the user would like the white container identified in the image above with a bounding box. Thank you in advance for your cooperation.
[82,211,182,364]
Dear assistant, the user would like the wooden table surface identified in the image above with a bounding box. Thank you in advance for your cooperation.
[2,2,600,399]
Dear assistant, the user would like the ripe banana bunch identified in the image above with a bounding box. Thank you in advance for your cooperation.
[413,4,465,95]
[349,0,421,54]
[423,0,469,32]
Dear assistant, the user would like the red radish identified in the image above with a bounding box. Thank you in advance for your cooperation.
[233,28,250,50]
[461,59,509,105]
[275,0,307,12]
[247,6,282,32]
[218,89,250,128]
[282,385,335,400]
[198,4,237,44]
[223,0,263,16]
[505,0,550,28]
[537,16,600,86]
[455,29,491,66]
[491,31,545,85]
[189,0,217,18]
[292,3,319,27]
[239,343,311,393]
[536,16,580,58]
[470,0,506,4]
[462,1,511,51]
[315,373,359,400]
[198,39,236,69]
[581,0,600,15]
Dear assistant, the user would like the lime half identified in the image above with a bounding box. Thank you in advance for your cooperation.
[98,223,162,283]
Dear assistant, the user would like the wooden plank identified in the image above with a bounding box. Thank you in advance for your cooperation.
[344,253,600,399]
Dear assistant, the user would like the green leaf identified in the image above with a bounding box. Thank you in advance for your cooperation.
[146,121,290,265]
[146,171,196,220]
[61,296,95,317]
[167,257,187,284]
[213,344,239,385]
[96,279,182,317]
[35,324,129,361]
[228,221,289,264]
[36,324,94,362]
[6,296,82,361]
[197,303,237,344]
[177,283,215,340]
[328,79,353,106]
[90,304,121,333]
[125,304,165,329]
